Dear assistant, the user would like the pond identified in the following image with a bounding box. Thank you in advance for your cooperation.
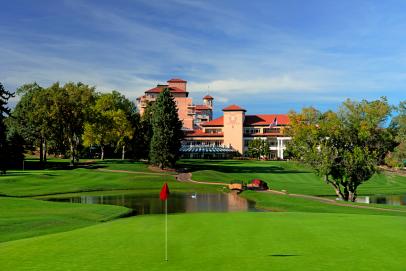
[46,192,261,215]
[356,194,406,206]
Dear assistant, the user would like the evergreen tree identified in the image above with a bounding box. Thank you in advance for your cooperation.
[140,102,154,159]
[149,88,183,169]
[0,83,15,174]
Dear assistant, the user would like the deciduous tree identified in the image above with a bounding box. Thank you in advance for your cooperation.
[49,82,95,165]
[288,98,393,201]
[386,101,406,168]
[247,139,270,159]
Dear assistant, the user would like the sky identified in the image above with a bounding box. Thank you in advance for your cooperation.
[1,0,406,117]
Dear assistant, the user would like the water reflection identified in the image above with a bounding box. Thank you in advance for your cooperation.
[46,192,260,215]
[356,194,406,206]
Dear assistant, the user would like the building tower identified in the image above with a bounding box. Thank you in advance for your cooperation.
[222,104,246,154]
[203,95,213,108]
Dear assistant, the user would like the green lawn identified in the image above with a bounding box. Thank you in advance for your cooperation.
[1,212,406,271]
[180,159,406,196]
[242,191,406,216]
[0,197,130,242]
[2,159,406,270]
[0,166,215,198]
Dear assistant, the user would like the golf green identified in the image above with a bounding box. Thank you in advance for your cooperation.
[1,212,406,271]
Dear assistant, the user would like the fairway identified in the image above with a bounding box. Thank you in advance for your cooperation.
[180,159,406,196]
[1,159,406,271]
[0,197,130,242]
[1,212,406,271]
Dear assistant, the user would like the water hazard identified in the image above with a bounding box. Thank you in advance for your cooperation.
[46,192,260,215]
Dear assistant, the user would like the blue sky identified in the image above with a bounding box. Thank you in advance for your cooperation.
[1,0,406,117]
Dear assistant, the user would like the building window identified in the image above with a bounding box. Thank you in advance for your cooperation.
[205,129,222,134]
[244,128,260,135]
[264,127,280,133]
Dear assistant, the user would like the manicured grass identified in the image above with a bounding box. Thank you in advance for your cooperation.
[0,167,216,197]
[0,197,130,242]
[242,191,406,216]
[1,212,406,271]
[2,159,406,270]
[95,159,156,172]
[180,159,406,196]
[358,172,406,195]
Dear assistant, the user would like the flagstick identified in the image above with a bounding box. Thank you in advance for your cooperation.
[165,199,168,261]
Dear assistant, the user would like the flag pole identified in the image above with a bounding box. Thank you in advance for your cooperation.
[160,182,170,262]
[165,199,168,261]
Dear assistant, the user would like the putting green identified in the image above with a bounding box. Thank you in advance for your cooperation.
[1,212,406,271]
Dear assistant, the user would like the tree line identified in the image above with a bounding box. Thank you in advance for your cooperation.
[0,82,183,172]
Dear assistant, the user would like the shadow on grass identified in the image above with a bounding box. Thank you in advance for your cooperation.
[269,254,301,257]
[9,160,110,171]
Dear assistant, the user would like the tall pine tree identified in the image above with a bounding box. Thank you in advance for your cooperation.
[149,88,183,169]
[0,83,14,174]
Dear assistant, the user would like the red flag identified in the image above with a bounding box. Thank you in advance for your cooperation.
[160,183,170,201]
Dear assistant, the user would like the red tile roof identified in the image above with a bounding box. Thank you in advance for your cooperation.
[244,114,290,126]
[167,78,187,83]
[201,114,289,127]
[145,85,187,93]
[203,95,214,100]
[201,116,224,127]
[195,105,211,110]
[222,104,246,112]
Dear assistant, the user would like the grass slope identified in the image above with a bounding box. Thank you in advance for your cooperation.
[242,191,406,216]
[181,159,406,196]
[0,167,215,197]
[1,212,406,271]
[0,197,130,242]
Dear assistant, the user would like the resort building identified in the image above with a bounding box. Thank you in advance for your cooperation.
[137,78,291,159]
[183,104,291,159]
[136,78,213,130]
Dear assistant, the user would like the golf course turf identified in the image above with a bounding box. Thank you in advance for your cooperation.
[1,212,406,271]
[1,159,406,270]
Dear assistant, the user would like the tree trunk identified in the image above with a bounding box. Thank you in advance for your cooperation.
[69,138,75,166]
[43,138,47,163]
[101,145,105,160]
[325,176,345,200]
[343,186,349,201]
[349,191,356,202]
[39,137,44,164]
[121,145,125,160]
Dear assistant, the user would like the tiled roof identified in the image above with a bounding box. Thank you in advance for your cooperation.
[203,95,214,99]
[167,78,187,83]
[145,85,186,93]
[201,116,224,127]
[222,104,246,112]
[201,114,290,127]
[244,114,290,126]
